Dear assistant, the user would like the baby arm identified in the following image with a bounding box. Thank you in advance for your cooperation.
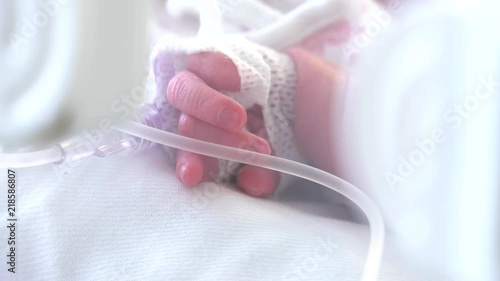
[286,47,346,176]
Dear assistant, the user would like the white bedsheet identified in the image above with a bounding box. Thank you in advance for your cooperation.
[0,146,441,281]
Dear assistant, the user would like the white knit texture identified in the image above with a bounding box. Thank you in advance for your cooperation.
[0,150,442,281]
[152,36,306,187]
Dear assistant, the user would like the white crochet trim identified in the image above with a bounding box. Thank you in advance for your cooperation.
[152,35,306,189]
[259,48,306,192]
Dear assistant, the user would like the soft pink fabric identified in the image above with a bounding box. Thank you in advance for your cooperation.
[299,19,353,53]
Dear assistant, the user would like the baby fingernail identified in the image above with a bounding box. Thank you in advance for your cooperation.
[219,108,241,129]
[178,163,187,181]
[247,184,270,198]
[249,187,264,197]
[248,139,270,154]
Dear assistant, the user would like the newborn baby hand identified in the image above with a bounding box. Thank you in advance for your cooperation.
[165,52,280,197]
[153,37,327,198]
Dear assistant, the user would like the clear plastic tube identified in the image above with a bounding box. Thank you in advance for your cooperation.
[0,147,63,168]
[0,118,385,280]
[116,120,385,281]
